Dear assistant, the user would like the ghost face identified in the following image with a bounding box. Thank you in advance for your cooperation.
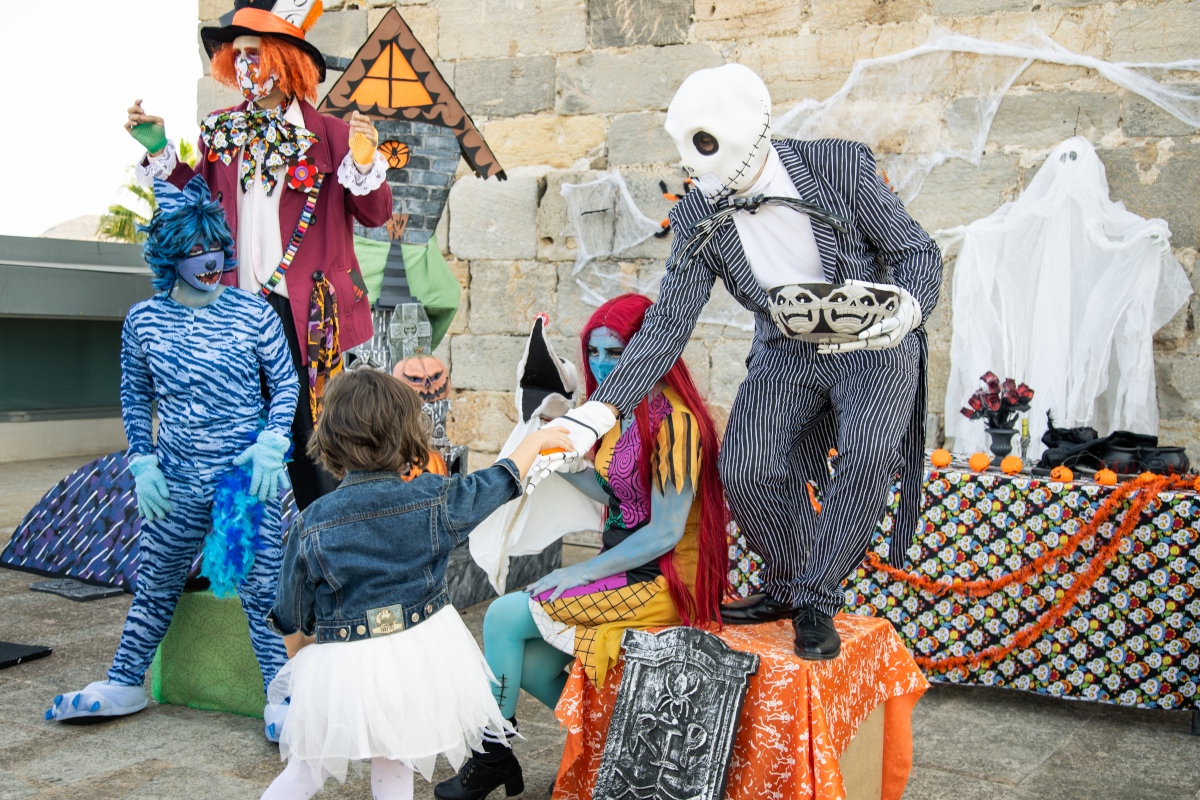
[176,243,225,293]
[665,64,773,198]
[587,327,626,385]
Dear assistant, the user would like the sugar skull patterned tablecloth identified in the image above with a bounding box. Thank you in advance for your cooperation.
[727,464,1200,712]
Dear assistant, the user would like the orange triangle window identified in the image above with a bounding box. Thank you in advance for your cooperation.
[350,42,432,108]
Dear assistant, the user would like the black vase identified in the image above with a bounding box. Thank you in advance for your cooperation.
[986,426,1018,467]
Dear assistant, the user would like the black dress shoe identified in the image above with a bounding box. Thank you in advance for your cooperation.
[720,593,800,625]
[793,607,841,661]
[435,738,524,799]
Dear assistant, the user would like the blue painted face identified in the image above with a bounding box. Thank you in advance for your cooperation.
[587,327,626,385]
[175,243,225,293]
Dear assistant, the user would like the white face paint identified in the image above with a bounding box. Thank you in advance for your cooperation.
[664,64,772,199]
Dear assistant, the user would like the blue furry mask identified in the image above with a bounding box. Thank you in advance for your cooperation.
[140,174,237,294]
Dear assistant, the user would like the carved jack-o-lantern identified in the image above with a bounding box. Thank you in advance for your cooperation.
[393,355,451,402]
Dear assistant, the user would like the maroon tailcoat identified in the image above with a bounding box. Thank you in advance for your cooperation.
[164,98,393,363]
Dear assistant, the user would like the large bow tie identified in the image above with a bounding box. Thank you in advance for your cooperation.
[200,104,318,196]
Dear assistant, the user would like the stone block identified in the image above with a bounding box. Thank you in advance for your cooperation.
[588,0,692,48]
[480,116,608,169]
[438,0,587,60]
[199,0,234,19]
[989,91,1121,150]
[616,170,681,261]
[456,57,556,118]
[738,24,929,106]
[607,113,676,166]
[810,0,923,30]
[1099,141,1200,249]
[1155,353,1200,421]
[448,390,520,452]
[198,21,218,75]
[468,450,502,471]
[539,170,603,262]
[556,45,724,116]
[692,0,805,41]
[196,76,245,125]
[906,153,1020,233]
[448,171,540,259]
[1157,417,1200,460]
[931,0,1027,15]
[1112,3,1200,63]
[307,8,369,60]
[1123,91,1200,138]
[369,5,439,60]
[450,335,528,390]
[682,339,711,399]
[436,207,450,254]
[710,340,752,405]
[469,260,560,335]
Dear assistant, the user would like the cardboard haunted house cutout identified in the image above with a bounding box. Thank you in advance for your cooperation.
[320,9,504,370]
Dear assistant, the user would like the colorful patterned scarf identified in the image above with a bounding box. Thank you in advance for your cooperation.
[307,273,343,423]
[200,104,318,195]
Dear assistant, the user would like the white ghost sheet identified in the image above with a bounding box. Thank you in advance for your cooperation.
[469,316,606,594]
[941,137,1193,461]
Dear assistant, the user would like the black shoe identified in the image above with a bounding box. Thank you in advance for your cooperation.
[720,593,801,625]
[434,728,524,800]
[793,607,841,661]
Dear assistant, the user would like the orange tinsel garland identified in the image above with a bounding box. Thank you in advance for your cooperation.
[867,474,1188,673]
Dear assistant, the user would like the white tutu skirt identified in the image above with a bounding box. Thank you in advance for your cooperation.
[267,605,513,784]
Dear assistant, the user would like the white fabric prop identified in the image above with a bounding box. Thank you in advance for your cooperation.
[469,317,606,594]
[941,137,1193,461]
[561,171,663,275]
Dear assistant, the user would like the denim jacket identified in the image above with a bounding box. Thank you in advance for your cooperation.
[268,459,522,644]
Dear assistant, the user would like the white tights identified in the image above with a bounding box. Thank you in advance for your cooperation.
[260,758,414,800]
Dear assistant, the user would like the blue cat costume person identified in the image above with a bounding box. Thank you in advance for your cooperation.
[45,175,300,740]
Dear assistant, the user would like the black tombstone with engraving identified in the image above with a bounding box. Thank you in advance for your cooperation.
[593,627,760,800]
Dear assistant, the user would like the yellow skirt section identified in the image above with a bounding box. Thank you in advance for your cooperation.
[531,576,681,687]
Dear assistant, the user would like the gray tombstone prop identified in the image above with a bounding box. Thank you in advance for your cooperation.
[593,627,760,800]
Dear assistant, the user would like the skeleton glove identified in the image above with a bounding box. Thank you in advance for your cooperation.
[817,281,922,354]
[525,401,617,494]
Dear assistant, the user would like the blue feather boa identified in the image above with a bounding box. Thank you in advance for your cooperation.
[202,464,266,599]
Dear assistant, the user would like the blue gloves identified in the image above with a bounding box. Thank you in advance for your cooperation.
[233,430,291,502]
[128,454,172,522]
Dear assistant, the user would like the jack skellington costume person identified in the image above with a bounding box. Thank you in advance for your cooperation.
[528,64,942,660]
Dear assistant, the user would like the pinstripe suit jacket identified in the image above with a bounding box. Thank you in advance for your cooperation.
[591,138,943,563]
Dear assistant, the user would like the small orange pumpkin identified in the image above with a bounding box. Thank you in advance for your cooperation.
[393,355,451,402]
[1136,471,1156,485]
[1049,465,1073,482]
[930,449,952,468]
[1001,456,1022,475]
[968,452,991,472]
[1095,468,1118,486]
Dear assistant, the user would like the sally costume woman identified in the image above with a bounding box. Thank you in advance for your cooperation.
[435,294,730,800]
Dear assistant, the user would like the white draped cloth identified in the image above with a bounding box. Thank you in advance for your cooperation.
[941,136,1193,461]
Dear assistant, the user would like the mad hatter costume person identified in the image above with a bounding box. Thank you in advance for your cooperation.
[126,0,394,510]
[527,64,942,661]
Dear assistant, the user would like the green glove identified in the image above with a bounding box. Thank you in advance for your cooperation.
[130,122,168,154]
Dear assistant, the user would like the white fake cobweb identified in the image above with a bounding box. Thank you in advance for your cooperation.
[564,26,1200,328]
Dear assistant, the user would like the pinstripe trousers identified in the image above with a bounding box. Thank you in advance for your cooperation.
[107,473,287,694]
[718,337,919,616]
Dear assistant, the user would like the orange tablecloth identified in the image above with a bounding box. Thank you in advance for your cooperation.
[553,614,928,800]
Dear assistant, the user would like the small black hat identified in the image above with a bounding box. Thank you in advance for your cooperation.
[200,0,327,83]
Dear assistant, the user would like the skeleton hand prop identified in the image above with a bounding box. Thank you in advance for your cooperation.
[817,282,921,354]
[525,401,617,494]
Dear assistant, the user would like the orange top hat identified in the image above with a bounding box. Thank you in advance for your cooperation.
[201,0,328,82]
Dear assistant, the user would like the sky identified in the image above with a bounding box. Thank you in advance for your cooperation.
[0,2,201,237]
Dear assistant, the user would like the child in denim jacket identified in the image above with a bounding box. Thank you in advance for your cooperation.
[262,368,573,800]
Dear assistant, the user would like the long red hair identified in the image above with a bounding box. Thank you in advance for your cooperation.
[581,294,729,627]
[211,37,321,103]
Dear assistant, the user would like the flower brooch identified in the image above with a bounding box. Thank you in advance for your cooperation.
[286,157,318,191]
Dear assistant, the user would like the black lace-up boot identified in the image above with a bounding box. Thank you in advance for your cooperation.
[434,717,523,799]
[793,606,842,661]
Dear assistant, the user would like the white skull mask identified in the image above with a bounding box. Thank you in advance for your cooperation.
[665,64,772,199]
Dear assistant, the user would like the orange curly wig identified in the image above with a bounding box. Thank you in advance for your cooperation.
[210,37,320,103]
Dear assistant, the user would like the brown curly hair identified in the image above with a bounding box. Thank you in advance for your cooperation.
[308,369,431,480]
[210,37,320,103]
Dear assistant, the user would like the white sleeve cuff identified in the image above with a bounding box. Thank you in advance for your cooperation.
[336,150,388,196]
[135,143,179,189]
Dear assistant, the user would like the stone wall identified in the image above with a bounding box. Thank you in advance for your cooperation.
[198,0,1200,467]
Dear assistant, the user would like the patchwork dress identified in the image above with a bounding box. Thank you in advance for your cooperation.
[529,386,702,686]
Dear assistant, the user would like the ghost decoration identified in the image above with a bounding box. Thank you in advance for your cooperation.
[469,314,605,594]
[942,137,1193,461]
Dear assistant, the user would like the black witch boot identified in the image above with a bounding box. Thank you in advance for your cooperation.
[434,718,524,799]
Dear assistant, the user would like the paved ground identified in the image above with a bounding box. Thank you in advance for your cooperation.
[1,455,1197,799]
